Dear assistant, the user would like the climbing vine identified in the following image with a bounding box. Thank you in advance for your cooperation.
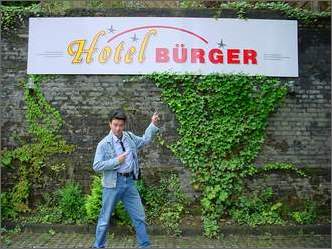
[214,1,330,23]
[1,75,75,218]
[134,73,308,238]
[0,4,42,33]
[0,0,330,33]
[1,0,326,236]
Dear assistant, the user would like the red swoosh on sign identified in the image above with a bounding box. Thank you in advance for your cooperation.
[107,25,209,44]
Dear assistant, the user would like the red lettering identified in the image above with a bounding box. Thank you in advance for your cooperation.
[155,47,258,65]
[243,49,257,64]
[173,44,187,63]
[227,49,240,64]
[208,49,223,64]
[191,48,205,63]
[156,48,169,63]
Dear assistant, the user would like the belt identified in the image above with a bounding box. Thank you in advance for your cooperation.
[117,171,134,177]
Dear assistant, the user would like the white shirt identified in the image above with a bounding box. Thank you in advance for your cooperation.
[110,131,134,173]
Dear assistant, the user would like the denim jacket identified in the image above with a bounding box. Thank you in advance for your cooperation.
[93,122,160,188]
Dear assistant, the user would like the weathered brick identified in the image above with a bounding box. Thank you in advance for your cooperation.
[0,9,330,208]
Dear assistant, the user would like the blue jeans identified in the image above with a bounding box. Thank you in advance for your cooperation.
[93,175,151,248]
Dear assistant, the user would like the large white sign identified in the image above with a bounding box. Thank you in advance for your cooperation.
[27,17,298,77]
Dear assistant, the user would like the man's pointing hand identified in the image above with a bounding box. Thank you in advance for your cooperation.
[151,111,160,126]
[117,151,128,164]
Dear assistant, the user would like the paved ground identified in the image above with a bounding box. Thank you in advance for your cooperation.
[2,231,331,248]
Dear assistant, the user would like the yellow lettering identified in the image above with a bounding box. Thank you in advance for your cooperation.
[114,41,125,64]
[124,46,136,64]
[98,46,112,63]
[67,29,157,65]
[138,29,157,63]
[67,40,86,64]
[67,31,106,64]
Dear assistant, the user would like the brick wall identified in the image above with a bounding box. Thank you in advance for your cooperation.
[1,9,330,210]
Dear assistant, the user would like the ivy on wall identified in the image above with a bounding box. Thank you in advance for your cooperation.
[0,4,42,33]
[1,0,326,236]
[214,1,330,22]
[1,75,75,219]
[136,73,308,237]
[0,72,318,236]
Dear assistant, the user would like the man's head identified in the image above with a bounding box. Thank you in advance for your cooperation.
[109,109,127,137]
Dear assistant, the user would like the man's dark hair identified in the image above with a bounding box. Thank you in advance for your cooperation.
[109,109,127,123]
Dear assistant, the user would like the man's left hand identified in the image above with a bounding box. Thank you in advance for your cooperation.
[151,111,160,126]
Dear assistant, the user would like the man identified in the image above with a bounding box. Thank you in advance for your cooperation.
[92,109,160,248]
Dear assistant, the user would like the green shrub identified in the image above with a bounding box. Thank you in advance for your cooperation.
[114,202,131,226]
[85,175,102,222]
[159,203,184,236]
[85,175,131,225]
[22,205,63,224]
[291,199,317,224]
[229,187,284,227]
[17,183,85,225]
[137,180,166,221]
[1,192,17,222]
[57,181,86,223]
[139,174,188,236]
[85,173,187,235]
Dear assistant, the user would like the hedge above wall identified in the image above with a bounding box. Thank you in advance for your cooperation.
[0,1,330,34]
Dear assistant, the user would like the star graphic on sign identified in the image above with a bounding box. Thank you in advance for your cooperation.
[217,38,227,48]
[131,33,139,42]
[108,25,117,33]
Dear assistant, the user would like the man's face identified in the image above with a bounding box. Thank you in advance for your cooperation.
[109,118,125,136]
